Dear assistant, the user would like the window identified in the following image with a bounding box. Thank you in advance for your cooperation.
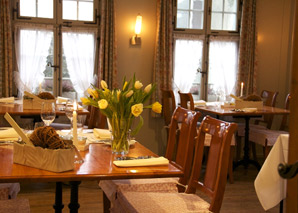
[174,0,241,102]
[13,0,99,100]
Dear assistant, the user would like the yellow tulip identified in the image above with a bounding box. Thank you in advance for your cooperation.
[144,84,152,93]
[126,90,134,98]
[87,88,98,98]
[98,99,108,109]
[117,90,121,101]
[122,81,128,90]
[101,80,108,90]
[134,81,143,89]
[152,102,162,113]
[131,103,143,117]
[80,97,90,105]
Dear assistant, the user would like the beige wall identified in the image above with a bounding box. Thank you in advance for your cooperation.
[115,0,167,154]
[256,0,294,108]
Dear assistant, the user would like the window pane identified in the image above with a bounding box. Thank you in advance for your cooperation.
[190,11,204,29]
[178,0,189,10]
[223,14,237,31]
[174,38,203,101]
[191,0,204,10]
[211,13,222,30]
[212,0,223,12]
[38,0,53,18]
[63,1,78,20]
[207,39,238,102]
[78,2,93,21]
[62,30,96,100]
[20,0,36,17]
[224,0,237,12]
[177,11,189,28]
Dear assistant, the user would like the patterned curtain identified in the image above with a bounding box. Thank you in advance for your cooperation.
[153,0,173,103]
[0,0,13,97]
[98,0,117,88]
[237,0,257,96]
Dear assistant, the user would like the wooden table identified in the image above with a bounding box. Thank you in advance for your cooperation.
[0,101,89,116]
[195,104,290,170]
[0,143,182,212]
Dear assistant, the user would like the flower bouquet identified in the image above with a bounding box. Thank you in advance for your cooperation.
[81,75,162,155]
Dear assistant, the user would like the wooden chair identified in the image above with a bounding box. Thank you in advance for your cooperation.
[236,90,279,160]
[112,116,237,213]
[178,91,194,110]
[178,91,235,183]
[248,94,290,160]
[161,89,176,139]
[99,107,201,212]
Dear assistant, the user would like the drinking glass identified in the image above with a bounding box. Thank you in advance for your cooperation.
[40,102,56,126]
[65,100,74,133]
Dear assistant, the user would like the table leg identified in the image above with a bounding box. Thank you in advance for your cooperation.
[53,182,64,213]
[68,181,81,213]
[234,116,261,170]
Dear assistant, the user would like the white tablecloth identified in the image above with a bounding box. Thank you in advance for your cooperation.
[254,134,289,210]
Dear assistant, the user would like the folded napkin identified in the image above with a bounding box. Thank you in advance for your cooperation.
[57,96,68,104]
[0,97,14,103]
[243,108,258,112]
[194,100,206,107]
[113,157,169,167]
[0,128,19,141]
[93,128,111,139]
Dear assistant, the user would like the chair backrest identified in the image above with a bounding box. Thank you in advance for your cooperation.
[178,91,195,110]
[186,116,237,213]
[86,106,107,129]
[279,93,291,131]
[259,90,279,128]
[165,106,201,190]
[161,89,176,127]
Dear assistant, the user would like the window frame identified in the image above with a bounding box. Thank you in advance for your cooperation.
[12,0,100,98]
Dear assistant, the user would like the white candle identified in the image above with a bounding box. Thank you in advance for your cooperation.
[39,82,42,93]
[73,101,78,147]
[240,82,244,97]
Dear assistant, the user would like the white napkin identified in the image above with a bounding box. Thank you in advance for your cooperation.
[113,157,169,167]
[57,96,68,104]
[0,128,19,141]
[93,128,111,139]
[194,100,206,107]
[0,97,14,103]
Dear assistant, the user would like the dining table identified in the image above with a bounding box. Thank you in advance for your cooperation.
[195,103,290,170]
[0,142,183,213]
[254,134,289,211]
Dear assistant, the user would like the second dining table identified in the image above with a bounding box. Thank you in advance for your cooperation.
[0,142,183,213]
[195,103,290,170]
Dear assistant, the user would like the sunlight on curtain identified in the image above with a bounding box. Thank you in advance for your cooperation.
[208,36,239,102]
[173,35,204,102]
[62,28,96,99]
[14,24,53,96]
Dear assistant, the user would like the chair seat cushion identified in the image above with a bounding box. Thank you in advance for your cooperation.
[0,183,20,199]
[249,129,288,146]
[0,198,30,213]
[99,178,179,202]
[111,191,211,213]
[237,123,267,137]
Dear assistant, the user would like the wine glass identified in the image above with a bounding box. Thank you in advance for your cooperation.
[40,102,56,126]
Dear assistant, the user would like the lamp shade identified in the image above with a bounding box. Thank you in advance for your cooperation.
[135,15,142,35]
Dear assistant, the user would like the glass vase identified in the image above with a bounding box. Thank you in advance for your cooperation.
[109,116,131,155]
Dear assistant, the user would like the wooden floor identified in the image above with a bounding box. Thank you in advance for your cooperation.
[17,163,281,213]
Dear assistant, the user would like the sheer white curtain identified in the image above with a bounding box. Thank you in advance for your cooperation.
[62,28,96,99]
[208,36,239,101]
[14,24,53,96]
[173,34,204,102]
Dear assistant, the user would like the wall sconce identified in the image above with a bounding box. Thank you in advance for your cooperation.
[131,14,142,45]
